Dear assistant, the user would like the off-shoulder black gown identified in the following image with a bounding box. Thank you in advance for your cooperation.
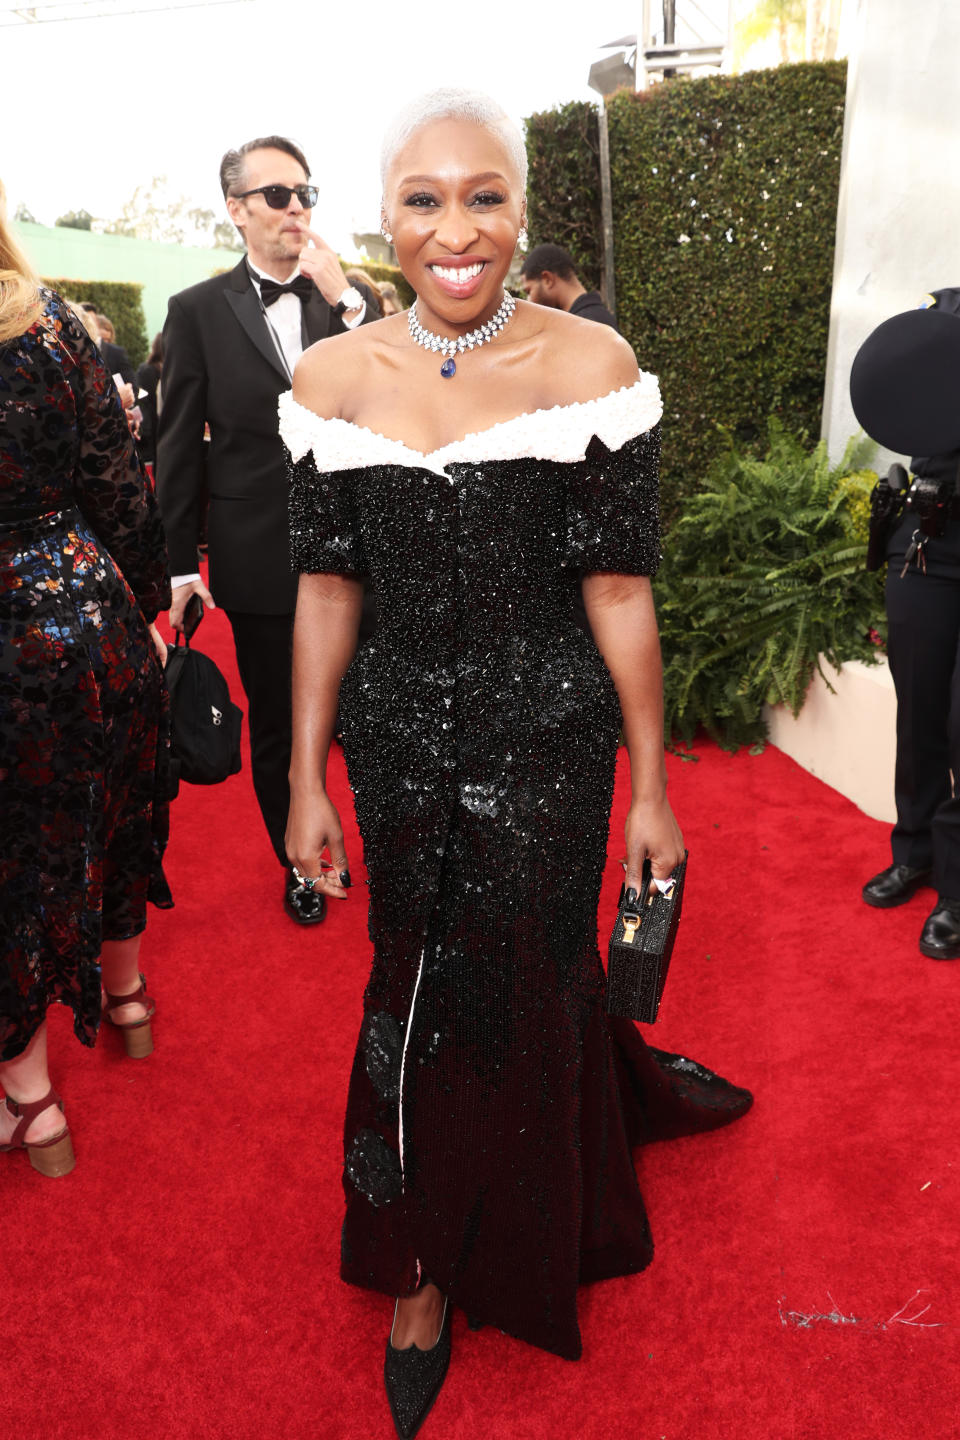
[0,292,171,1063]
[281,380,752,1360]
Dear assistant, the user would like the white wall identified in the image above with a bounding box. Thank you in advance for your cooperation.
[821,0,960,467]
[765,659,897,823]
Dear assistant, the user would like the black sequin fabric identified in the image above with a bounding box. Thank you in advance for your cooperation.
[0,292,171,1062]
[286,406,752,1360]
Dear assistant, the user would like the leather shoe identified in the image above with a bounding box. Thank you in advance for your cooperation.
[919,897,960,960]
[283,868,326,926]
[862,863,932,909]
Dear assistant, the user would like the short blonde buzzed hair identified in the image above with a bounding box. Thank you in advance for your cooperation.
[380,88,527,192]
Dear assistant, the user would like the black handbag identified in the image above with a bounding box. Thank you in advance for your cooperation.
[163,604,242,790]
[606,852,688,1023]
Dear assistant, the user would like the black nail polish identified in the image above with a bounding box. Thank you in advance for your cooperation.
[339,869,352,888]
[623,887,639,909]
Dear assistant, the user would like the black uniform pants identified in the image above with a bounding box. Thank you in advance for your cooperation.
[886,513,960,897]
[226,610,293,870]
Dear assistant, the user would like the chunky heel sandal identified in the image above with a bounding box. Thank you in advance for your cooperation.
[103,972,156,1058]
[0,1088,75,1177]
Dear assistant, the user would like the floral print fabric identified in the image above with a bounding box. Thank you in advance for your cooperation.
[0,291,172,1062]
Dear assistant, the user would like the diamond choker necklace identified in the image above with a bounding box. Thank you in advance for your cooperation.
[408,292,517,378]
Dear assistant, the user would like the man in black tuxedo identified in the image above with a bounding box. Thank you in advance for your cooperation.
[156,134,376,924]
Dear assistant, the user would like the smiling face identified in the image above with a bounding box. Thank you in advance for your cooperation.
[383,116,524,332]
[225,146,312,276]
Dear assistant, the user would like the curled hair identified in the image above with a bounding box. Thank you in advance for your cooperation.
[380,88,527,192]
[0,178,43,344]
[219,135,310,199]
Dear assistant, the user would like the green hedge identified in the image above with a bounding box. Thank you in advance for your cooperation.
[42,277,149,368]
[610,62,846,520]
[525,101,603,294]
[655,421,882,750]
[525,62,847,523]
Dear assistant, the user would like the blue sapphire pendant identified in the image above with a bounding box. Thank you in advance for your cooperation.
[440,358,457,378]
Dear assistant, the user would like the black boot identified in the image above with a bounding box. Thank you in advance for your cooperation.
[919,897,960,960]
[862,863,932,909]
[384,1298,452,1440]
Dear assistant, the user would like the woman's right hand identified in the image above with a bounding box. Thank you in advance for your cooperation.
[286,786,351,899]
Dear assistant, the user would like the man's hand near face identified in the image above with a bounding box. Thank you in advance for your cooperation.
[296,227,363,315]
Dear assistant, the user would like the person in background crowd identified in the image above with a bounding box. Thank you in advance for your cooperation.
[862,285,960,960]
[69,300,137,423]
[156,134,379,926]
[95,312,137,388]
[136,332,164,471]
[0,181,171,1176]
[378,280,403,316]
[519,243,619,331]
[70,300,101,343]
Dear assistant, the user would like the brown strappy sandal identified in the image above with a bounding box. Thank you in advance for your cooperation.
[102,972,156,1058]
[0,1087,75,1177]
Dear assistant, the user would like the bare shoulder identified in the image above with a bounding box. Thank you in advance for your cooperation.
[292,315,405,419]
[521,302,640,404]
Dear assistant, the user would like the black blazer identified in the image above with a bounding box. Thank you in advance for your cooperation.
[101,339,137,387]
[135,360,161,466]
[156,258,377,613]
[569,291,619,332]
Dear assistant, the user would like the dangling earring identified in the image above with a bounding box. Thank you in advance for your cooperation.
[518,225,528,248]
[381,219,393,245]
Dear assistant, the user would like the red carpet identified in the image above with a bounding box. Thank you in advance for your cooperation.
[6,600,960,1440]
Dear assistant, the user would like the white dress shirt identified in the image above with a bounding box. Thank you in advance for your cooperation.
[171,259,366,589]
[247,257,366,375]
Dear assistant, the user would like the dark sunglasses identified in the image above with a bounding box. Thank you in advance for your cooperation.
[233,183,318,210]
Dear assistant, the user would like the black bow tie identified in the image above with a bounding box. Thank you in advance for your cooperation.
[259,274,314,307]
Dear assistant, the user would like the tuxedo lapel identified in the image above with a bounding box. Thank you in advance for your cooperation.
[223,260,290,383]
[303,289,332,347]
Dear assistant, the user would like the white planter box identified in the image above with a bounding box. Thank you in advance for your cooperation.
[763,656,897,824]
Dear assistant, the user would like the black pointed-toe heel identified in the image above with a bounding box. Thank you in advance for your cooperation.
[384,1297,452,1440]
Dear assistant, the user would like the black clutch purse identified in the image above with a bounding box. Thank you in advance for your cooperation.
[606,852,688,1023]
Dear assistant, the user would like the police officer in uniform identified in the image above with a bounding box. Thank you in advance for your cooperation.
[860,288,960,958]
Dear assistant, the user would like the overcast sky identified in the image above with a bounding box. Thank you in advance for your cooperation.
[3,0,732,257]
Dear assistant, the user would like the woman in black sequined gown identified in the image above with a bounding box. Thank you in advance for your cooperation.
[0,199,171,1171]
[284,93,752,1431]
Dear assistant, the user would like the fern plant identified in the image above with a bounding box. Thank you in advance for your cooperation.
[655,421,883,751]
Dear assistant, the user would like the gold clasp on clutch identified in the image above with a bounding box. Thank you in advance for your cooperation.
[622,913,641,944]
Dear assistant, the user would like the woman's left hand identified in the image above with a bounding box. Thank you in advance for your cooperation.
[624,797,684,895]
[148,622,167,667]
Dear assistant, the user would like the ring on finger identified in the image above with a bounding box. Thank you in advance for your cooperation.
[292,866,322,892]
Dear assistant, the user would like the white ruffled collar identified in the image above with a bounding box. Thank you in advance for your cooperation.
[278,375,662,477]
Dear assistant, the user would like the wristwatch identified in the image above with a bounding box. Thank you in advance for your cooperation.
[334,285,365,317]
